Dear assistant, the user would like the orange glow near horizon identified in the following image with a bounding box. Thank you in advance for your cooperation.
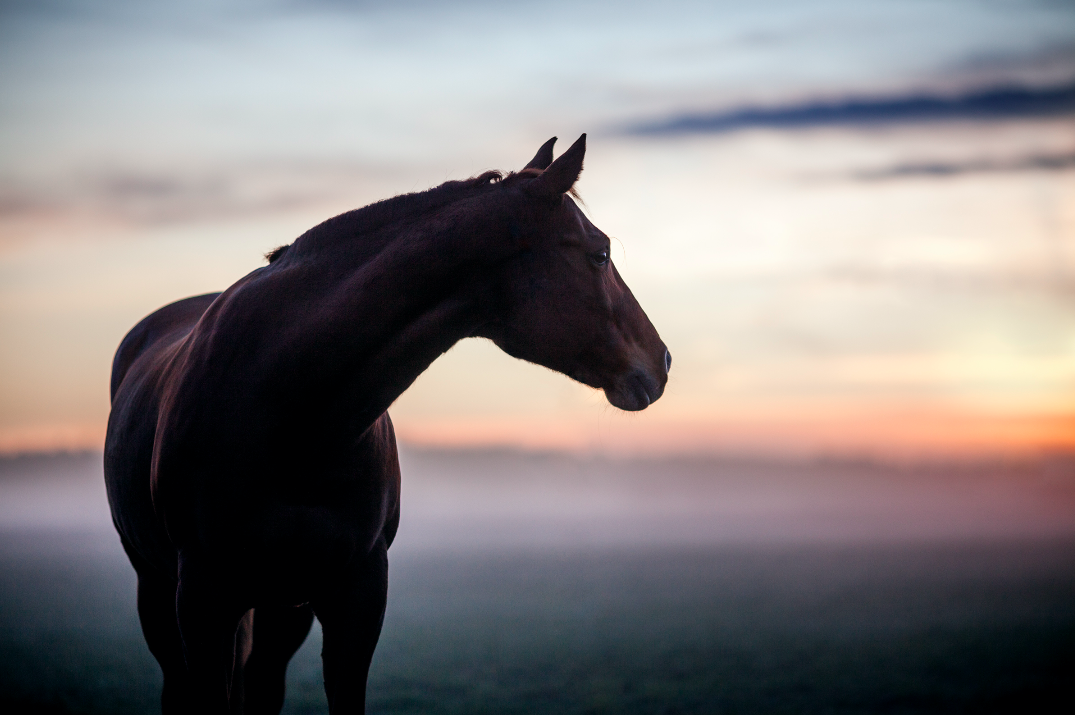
[393,409,1075,459]
[2,405,1072,461]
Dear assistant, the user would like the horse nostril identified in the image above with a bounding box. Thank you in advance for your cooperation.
[664,350,672,374]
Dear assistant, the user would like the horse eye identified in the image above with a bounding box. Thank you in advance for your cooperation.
[591,250,609,266]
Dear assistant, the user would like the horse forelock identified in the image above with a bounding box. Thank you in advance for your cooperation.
[499,167,582,200]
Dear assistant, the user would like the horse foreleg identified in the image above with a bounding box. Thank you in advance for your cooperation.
[240,603,315,714]
[312,539,389,715]
[176,555,249,714]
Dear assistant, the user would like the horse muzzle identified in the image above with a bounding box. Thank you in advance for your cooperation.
[604,360,667,412]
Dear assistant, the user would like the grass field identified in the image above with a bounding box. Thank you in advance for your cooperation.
[1,451,1073,713]
[1,531,1073,714]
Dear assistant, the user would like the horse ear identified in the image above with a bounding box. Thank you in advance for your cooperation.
[523,137,557,171]
[527,133,585,199]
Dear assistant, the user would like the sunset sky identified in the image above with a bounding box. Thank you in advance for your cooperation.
[1,0,1073,458]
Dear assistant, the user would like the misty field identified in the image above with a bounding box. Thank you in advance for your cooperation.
[1,451,1073,714]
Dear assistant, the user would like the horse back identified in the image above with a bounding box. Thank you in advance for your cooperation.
[110,293,222,402]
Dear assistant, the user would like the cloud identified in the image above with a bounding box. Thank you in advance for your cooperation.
[852,152,1075,180]
[626,82,1075,136]
[0,161,395,227]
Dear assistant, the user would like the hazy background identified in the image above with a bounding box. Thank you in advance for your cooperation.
[1,1,1075,713]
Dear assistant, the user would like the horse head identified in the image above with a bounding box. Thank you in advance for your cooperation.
[480,134,670,411]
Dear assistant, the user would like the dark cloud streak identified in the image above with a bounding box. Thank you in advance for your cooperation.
[853,152,1075,180]
[627,82,1075,136]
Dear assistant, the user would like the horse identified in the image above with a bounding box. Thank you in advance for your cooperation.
[104,134,670,714]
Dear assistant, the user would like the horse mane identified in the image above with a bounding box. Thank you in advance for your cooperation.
[264,167,571,264]
[265,244,291,263]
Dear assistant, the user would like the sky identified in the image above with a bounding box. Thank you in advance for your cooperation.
[0,0,1073,458]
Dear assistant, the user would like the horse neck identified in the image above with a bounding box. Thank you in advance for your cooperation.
[264,194,512,433]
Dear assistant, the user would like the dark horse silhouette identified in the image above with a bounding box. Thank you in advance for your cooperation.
[104,135,669,714]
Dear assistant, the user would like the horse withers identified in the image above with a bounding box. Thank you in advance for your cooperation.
[104,135,670,714]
